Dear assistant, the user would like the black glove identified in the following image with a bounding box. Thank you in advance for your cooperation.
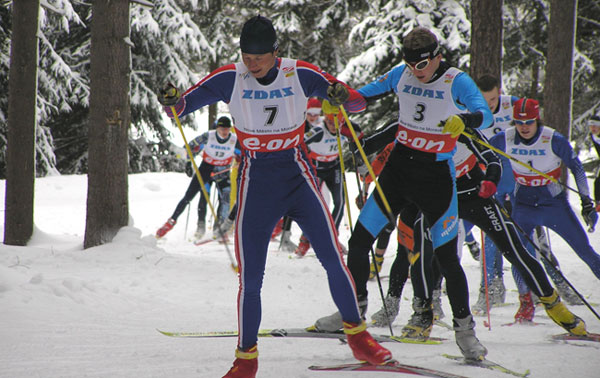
[327,82,349,106]
[581,196,598,231]
[185,161,193,177]
[349,139,365,156]
[355,194,367,209]
[158,83,181,106]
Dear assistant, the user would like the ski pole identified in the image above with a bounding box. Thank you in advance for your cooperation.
[339,106,396,224]
[480,229,492,330]
[461,130,583,196]
[184,202,191,240]
[490,196,600,320]
[211,166,233,177]
[337,105,395,336]
[170,106,238,272]
[347,148,396,331]
[333,115,354,231]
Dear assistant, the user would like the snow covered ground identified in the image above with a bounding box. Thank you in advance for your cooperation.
[1,172,599,378]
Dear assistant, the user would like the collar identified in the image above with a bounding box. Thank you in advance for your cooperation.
[257,58,281,85]
[427,61,451,83]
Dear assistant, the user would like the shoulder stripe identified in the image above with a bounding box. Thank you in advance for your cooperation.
[296,60,330,81]
[184,64,237,95]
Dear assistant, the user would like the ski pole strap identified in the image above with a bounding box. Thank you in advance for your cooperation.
[339,105,395,225]
[460,130,582,196]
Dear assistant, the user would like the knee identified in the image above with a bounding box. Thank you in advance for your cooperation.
[348,223,375,252]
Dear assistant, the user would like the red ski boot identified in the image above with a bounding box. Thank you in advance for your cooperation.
[514,291,535,323]
[222,345,258,378]
[294,235,311,257]
[344,321,393,365]
[271,218,284,240]
[156,218,175,238]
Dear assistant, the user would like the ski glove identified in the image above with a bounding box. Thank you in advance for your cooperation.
[349,139,366,157]
[158,83,181,106]
[478,180,497,199]
[581,196,598,231]
[327,82,349,106]
[441,115,465,138]
[185,161,194,177]
[355,193,367,209]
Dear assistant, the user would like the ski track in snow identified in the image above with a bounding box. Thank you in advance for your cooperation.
[1,172,599,377]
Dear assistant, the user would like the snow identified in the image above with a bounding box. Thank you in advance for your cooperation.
[1,173,600,378]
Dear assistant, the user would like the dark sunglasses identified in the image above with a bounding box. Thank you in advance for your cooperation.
[514,119,536,125]
[406,58,431,71]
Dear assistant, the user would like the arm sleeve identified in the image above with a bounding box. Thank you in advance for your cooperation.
[488,132,507,152]
[358,65,406,103]
[296,60,366,113]
[551,132,590,197]
[304,127,324,145]
[164,65,237,118]
[452,72,493,130]
[361,119,400,155]
[188,132,209,156]
[459,129,502,185]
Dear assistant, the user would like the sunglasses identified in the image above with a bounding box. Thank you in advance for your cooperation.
[514,119,536,125]
[406,58,431,71]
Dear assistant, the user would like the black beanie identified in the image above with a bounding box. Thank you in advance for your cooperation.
[240,15,278,54]
[216,116,232,128]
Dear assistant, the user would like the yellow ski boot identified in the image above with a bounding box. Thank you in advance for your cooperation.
[540,290,587,336]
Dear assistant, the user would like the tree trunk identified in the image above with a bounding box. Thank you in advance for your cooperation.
[544,0,577,183]
[84,1,131,248]
[544,0,577,139]
[470,0,503,82]
[4,1,40,246]
[208,60,218,129]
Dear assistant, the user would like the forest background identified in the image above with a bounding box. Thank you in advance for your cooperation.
[0,0,599,177]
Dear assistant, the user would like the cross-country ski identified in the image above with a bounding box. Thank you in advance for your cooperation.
[3,4,600,378]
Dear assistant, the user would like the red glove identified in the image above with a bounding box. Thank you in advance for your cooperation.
[340,122,363,140]
[478,180,497,198]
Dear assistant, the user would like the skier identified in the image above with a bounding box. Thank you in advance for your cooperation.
[294,99,360,256]
[469,74,519,314]
[589,115,600,210]
[155,116,240,239]
[373,127,589,339]
[489,98,600,322]
[157,15,392,378]
[271,97,324,252]
[358,139,396,279]
[305,96,324,129]
[314,26,494,360]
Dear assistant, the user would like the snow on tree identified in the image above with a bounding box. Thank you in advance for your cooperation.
[1,0,599,177]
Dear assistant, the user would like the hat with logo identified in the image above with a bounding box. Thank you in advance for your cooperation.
[240,15,278,54]
[215,116,232,128]
[513,98,540,120]
[306,98,322,115]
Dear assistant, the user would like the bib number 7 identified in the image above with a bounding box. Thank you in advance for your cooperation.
[264,106,279,126]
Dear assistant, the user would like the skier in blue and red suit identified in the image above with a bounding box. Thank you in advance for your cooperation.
[157,15,392,378]
[489,98,599,332]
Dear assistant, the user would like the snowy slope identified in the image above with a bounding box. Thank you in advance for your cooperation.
[1,172,599,378]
